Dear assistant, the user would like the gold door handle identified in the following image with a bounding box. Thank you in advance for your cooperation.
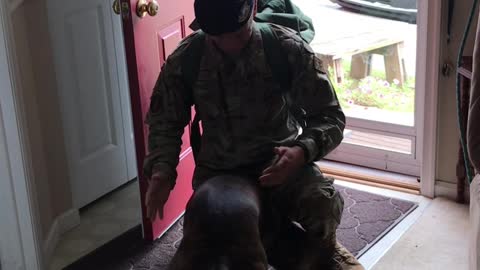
[147,0,159,16]
[113,0,121,15]
[137,0,159,18]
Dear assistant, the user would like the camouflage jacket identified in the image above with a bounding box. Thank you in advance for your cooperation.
[144,23,345,187]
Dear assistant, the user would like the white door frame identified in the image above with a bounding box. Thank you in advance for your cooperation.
[327,0,441,197]
[416,0,442,198]
[0,0,441,268]
[0,0,43,269]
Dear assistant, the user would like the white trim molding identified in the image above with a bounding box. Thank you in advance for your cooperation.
[434,180,457,201]
[0,0,43,269]
[43,209,80,265]
[417,0,442,198]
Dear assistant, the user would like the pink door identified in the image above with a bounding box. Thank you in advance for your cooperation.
[119,0,195,241]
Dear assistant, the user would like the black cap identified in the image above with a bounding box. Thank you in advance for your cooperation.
[194,0,254,36]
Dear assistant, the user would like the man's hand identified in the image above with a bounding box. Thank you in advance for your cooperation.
[145,171,172,220]
[259,146,306,187]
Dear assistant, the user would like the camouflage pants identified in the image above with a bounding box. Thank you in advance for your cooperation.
[169,165,360,270]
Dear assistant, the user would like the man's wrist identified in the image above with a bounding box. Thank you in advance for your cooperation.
[151,164,176,189]
[150,172,175,190]
[291,141,310,163]
[292,145,307,165]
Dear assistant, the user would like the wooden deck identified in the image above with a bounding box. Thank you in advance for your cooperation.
[293,0,416,85]
[343,129,412,154]
[311,26,406,85]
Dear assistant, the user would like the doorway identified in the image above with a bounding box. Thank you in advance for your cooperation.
[45,0,197,267]
[47,0,138,210]
[294,0,423,186]
[44,0,419,266]
[1,0,438,268]
[46,0,142,268]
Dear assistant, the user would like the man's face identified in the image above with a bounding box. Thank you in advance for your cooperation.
[208,14,254,53]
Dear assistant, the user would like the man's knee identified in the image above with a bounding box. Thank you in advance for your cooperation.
[185,175,261,235]
[297,180,344,240]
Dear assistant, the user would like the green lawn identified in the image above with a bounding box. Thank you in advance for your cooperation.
[330,60,415,113]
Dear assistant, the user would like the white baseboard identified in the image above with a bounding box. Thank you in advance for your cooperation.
[434,180,457,201]
[43,209,80,265]
[43,218,60,266]
[57,209,81,234]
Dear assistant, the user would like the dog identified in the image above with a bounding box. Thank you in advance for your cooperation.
[168,175,268,270]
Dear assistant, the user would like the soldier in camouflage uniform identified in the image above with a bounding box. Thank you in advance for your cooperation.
[143,0,364,269]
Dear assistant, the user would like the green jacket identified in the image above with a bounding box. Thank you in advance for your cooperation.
[144,24,344,188]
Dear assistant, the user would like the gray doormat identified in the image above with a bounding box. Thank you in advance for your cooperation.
[101,184,418,270]
[335,184,418,257]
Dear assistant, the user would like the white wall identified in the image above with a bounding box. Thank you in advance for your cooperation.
[9,0,72,242]
[436,0,479,184]
[0,1,42,268]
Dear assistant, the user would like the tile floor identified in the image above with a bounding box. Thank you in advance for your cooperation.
[372,197,469,270]
[48,181,142,270]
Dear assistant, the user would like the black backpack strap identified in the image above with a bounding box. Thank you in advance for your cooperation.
[181,31,206,163]
[190,113,202,162]
[181,31,206,93]
[258,23,306,128]
[257,23,291,91]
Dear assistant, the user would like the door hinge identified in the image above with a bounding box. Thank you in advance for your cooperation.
[121,2,131,19]
[442,61,453,77]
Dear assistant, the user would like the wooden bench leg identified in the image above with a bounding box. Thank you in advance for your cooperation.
[318,55,344,84]
[384,42,405,86]
[402,58,408,82]
[334,58,344,84]
[351,53,372,80]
